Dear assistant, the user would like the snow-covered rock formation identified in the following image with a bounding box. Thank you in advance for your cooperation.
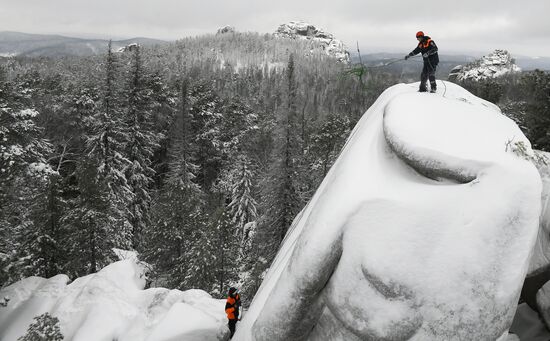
[217,26,235,34]
[235,81,542,340]
[116,43,140,53]
[449,50,521,81]
[0,254,228,341]
[274,21,350,63]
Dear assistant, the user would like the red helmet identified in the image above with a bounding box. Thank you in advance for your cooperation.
[416,31,424,38]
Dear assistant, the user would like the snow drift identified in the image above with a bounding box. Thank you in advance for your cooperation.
[235,82,542,340]
[0,253,228,341]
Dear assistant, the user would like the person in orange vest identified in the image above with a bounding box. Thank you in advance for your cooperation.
[225,287,241,337]
[405,31,439,92]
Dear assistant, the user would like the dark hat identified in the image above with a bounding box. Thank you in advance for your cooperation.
[229,287,237,294]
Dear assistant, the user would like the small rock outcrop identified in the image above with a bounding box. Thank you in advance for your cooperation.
[116,43,140,53]
[274,21,350,63]
[449,49,521,81]
[217,26,235,34]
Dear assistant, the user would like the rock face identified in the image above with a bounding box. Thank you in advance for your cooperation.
[525,150,550,330]
[449,50,521,81]
[217,26,235,34]
[527,150,550,275]
[274,21,350,63]
[235,82,542,340]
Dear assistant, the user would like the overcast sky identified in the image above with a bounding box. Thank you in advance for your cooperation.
[1,0,549,57]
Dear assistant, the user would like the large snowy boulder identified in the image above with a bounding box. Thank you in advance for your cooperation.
[235,82,542,340]
[274,21,350,63]
[448,50,521,82]
[0,258,228,341]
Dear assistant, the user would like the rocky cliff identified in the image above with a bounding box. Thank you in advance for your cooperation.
[274,21,350,63]
[449,49,521,81]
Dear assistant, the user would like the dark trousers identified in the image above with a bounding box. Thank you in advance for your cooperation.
[420,62,437,91]
[228,319,238,337]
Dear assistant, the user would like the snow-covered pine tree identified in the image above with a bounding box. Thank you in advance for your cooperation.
[144,77,205,289]
[124,45,161,250]
[257,53,302,260]
[210,208,239,296]
[187,81,224,191]
[309,113,351,177]
[522,70,550,151]
[17,312,63,341]
[0,67,54,285]
[62,42,132,275]
[147,194,204,289]
[18,172,66,279]
[241,54,304,299]
[184,213,219,293]
[227,156,257,256]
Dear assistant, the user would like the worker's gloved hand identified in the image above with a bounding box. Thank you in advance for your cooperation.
[422,53,428,58]
[404,55,409,60]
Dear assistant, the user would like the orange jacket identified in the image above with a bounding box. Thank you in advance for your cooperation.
[225,294,240,320]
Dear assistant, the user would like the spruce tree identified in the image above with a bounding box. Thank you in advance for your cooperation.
[17,312,63,341]
[19,172,65,278]
[310,113,351,177]
[124,45,160,250]
[144,77,205,289]
[0,68,53,285]
[63,42,132,275]
[254,53,302,272]
[522,70,550,151]
[185,214,218,292]
[227,156,257,255]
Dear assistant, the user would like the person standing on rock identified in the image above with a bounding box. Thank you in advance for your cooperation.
[225,287,241,338]
[405,31,439,92]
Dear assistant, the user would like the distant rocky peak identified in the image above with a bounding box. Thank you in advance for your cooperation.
[217,26,235,34]
[274,21,350,63]
[116,43,140,53]
[449,49,521,81]
[276,22,327,39]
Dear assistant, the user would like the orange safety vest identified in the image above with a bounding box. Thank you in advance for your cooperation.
[419,38,433,49]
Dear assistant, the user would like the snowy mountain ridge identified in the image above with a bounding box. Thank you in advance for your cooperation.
[0,31,167,57]
[449,49,521,81]
[274,21,350,63]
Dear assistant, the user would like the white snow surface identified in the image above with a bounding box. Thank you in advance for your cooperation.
[235,82,542,340]
[0,258,228,341]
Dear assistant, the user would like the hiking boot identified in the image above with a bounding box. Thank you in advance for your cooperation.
[430,88,437,93]
[419,87,428,92]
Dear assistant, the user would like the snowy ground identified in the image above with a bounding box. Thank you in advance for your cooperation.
[236,81,542,340]
[0,252,229,341]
